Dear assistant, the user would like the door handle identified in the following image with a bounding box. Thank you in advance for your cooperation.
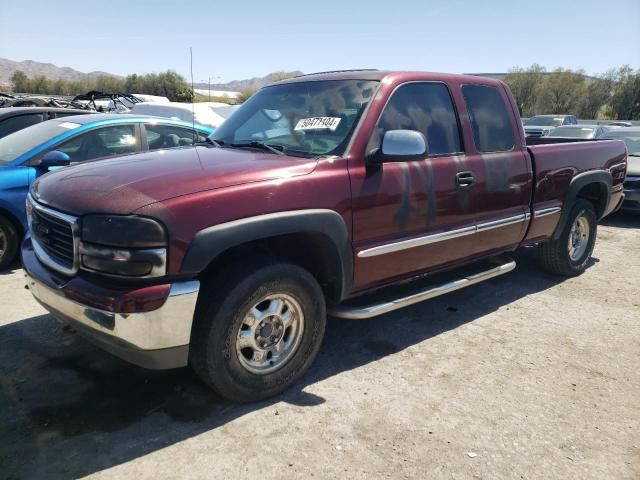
[456,171,476,188]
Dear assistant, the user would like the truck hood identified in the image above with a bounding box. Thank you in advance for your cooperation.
[31,146,319,215]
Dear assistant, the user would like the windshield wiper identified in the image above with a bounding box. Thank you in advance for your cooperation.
[230,141,285,156]
[195,137,221,147]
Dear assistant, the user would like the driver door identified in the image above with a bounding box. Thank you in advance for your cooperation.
[350,82,474,291]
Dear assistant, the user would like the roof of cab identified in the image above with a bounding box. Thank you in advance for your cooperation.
[270,69,507,87]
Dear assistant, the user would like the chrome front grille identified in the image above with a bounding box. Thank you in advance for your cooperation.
[27,195,79,275]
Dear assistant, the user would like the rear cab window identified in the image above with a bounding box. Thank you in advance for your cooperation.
[462,84,516,153]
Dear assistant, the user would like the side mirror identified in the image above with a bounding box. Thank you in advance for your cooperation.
[40,150,71,167]
[368,130,428,165]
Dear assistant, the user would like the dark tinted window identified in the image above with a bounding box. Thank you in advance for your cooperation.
[462,84,515,152]
[55,125,138,162]
[374,82,462,156]
[144,124,205,150]
[0,113,46,138]
[54,111,84,119]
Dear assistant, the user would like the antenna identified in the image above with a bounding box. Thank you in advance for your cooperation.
[190,47,196,139]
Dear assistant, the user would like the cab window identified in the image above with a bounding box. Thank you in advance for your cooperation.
[370,82,462,157]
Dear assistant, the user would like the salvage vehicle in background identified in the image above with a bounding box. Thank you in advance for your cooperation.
[129,102,226,129]
[524,114,578,137]
[0,107,91,139]
[546,124,609,140]
[0,114,212,268]
[22,70,627,402]
[601,127,640,212]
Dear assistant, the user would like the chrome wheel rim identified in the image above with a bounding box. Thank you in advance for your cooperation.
[235,294,304,374]
[568,213,590,261]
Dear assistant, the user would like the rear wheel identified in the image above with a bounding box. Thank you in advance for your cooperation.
[0,214,19,270]
[190,260,326,402]
[539,199,597,276]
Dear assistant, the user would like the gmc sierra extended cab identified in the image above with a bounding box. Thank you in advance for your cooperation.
[22,70,628,402]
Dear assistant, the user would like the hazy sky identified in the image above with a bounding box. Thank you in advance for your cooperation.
[1,0,639,83]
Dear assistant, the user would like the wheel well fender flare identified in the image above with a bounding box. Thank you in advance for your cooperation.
[180,209,353,300]
[552,170,611,240]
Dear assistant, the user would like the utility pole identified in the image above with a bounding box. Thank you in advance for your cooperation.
[201,76,221,102]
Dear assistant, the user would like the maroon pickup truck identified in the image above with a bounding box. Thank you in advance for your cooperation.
[22,70,627,402]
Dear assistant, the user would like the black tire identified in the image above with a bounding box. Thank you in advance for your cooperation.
[539,199,597,276]
[190,260,326,402]
[0,214,19,270]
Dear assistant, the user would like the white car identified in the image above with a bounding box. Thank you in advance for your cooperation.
[129,102,226,129]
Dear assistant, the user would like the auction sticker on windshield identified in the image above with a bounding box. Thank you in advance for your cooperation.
[294,117,341,131]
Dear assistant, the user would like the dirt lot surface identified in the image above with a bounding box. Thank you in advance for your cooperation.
[1,212,639,480]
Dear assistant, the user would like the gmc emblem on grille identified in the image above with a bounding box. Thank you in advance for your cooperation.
[33,221,51,244]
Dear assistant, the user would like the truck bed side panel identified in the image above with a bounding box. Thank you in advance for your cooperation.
[524,140,627,243]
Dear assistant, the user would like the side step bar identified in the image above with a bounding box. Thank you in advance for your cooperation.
[329,258,516,319]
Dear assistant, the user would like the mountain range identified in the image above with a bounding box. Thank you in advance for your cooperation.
[0,57,301,92]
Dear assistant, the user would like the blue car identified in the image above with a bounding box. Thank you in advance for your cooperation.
[0,114,213,268]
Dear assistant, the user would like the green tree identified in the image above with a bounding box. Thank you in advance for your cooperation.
[536,68,586,114]
[11,70,30,92]
[578,74,614,119]
[608,66,640,120]
[503,64,546,117]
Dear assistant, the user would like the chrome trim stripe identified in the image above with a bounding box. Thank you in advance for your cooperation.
[330,258,516,319]
[625,176,640,182]
[533,207,562,218]
[357,225,476,258]
[27,194,80,276]
[476,214,526,232]
[357,213,528,258]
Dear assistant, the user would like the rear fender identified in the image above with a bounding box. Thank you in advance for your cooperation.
[552,170,611,240]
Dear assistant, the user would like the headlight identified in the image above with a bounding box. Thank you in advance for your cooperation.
[80,215,168,277]
[82,215,167,248]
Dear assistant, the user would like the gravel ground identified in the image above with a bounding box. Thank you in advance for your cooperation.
[0,212,639,480]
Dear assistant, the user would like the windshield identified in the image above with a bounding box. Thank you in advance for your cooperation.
[548,126,595,138]
[211,80,379,157]
[525,116,564,127]
[603,130,640,156]
[0,119,81,164]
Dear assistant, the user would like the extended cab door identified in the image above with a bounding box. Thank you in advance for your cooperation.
[457,83,532,258]
[349,81,477,291]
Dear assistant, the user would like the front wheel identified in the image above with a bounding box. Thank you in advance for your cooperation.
[538,199,597,276]
[190,261,326,402]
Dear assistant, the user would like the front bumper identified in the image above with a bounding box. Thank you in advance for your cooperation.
[23,238,200,369]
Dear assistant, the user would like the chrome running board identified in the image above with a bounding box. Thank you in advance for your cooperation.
[330,258,516,319]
